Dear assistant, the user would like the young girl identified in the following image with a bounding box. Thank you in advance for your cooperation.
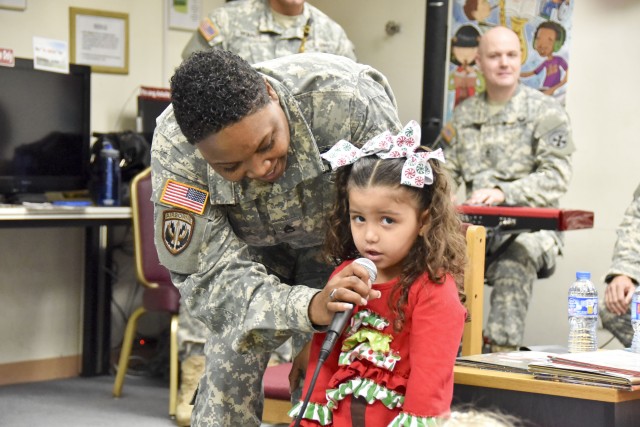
[289,121,468,426]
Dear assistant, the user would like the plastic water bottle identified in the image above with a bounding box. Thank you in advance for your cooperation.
[97,142,121,206]
[568,271,598,352]
[631,287,640,353]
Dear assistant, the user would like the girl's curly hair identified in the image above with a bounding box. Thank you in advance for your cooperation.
[324,151,467,331]
[170,50,271,144]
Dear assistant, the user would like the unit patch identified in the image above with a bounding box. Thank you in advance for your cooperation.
[548,129,568,149]
[440,122,456,144]
[162,210,195,255]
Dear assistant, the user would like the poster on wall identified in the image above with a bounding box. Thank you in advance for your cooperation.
[444,0,574,124]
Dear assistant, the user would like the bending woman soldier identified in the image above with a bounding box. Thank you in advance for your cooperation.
[151,49,402,426]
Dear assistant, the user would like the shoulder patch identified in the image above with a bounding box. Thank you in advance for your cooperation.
[440,122,456,145]
[536,114,574,154]
[546,127,569,150]
[160,179,209,215]
[198,18,219,42]
[162,210,195,255]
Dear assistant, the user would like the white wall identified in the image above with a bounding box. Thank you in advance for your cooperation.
[1,0,639,367]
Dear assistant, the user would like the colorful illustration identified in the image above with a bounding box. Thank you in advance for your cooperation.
[449,25,485,108]
[445,0,574,122]
[520,21,568,97]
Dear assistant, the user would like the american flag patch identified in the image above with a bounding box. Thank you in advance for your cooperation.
[160,180,209,215]
[198,18,219,42]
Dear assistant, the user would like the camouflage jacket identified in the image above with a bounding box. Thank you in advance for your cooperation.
[606,183,640,283]
[441,84,574,207]
[181,0,356,62]
[151,53,400,353]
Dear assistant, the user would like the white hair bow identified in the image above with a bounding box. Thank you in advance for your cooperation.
[320,120,445,188]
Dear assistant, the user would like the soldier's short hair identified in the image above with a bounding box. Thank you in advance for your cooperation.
[170,49,271,144]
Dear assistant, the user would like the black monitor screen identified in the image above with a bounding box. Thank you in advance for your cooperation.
[0,58,91,197]
[137,86,171,145]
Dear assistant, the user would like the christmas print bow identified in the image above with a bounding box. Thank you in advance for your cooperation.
[320,120,445,188]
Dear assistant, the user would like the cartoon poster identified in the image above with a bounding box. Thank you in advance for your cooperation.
[444,0,574,123]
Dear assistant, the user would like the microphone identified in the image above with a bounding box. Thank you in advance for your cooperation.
[318,257,377,363]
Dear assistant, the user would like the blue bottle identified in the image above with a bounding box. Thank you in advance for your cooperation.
[97,142,121,206]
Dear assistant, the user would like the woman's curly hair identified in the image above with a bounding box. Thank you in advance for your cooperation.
[324,151,467,331]
[170,49,271,144]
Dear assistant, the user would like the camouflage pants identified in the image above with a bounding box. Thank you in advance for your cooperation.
[484,232,556,347]
[599,295,635,347]
[186,245,332,426]
[177,304,207,360]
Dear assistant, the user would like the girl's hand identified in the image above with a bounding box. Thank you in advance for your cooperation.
[308,262,381,326]
[288,341,311,394]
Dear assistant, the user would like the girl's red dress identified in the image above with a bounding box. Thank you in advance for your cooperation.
[290,260,467,426]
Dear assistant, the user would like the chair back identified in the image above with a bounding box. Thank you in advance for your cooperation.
[131,168,172,288]
[460,223,486,356]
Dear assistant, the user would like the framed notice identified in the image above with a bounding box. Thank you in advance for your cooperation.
[0,0,26,11]
[69,7,129,74]
[167,0,202,31]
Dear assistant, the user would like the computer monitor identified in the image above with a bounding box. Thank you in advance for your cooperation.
[137,86,171,145]
[0,57,91,200]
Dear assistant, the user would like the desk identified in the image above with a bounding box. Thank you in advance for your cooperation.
[0,205,132,376]
[453,366,640,427]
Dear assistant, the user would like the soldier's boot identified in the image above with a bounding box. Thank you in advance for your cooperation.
[175,355,205,427]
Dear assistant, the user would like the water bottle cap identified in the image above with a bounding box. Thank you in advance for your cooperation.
[576,271,591,280]
[101,142,119,157]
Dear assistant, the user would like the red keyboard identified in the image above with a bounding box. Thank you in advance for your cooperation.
[457,205,594,232]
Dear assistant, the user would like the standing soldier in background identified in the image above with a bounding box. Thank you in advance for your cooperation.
[600,183,640,348]
[436,26,574,353]
[176,1,355,425]
[181,0,356,62]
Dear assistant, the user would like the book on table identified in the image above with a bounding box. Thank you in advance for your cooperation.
[455,351,555,374]
[527,349,640,391]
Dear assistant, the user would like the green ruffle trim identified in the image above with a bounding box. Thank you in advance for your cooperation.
[339,341,401,371]
[288,400,332,426]
[388,412,444,426]
[347,309,390,335]
[342,328,392,352]
[326,377,404,410]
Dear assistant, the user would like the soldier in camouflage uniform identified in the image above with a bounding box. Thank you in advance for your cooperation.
[178,1,355,424]
[599,183,640,347]
[437,27,574,351]
[181,0,356,62]
[151,49,401,426]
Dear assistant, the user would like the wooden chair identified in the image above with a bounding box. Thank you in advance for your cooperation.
[263,361,295,424]
[261,224,486,422]
[460,224,486,356]
[112,167,180,418]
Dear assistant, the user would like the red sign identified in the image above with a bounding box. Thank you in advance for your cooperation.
[0,48,15,67]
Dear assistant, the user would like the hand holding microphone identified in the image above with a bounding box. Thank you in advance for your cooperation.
[319,258,377,363]
[293,258,378,427]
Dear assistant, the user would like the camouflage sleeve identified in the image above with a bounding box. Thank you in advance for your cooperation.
[498,105,574,206]
[151,129,320,355]
[308,7,357,61]
[180,8,228,60]
[606,183,640,283]
[332,28,357,61]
